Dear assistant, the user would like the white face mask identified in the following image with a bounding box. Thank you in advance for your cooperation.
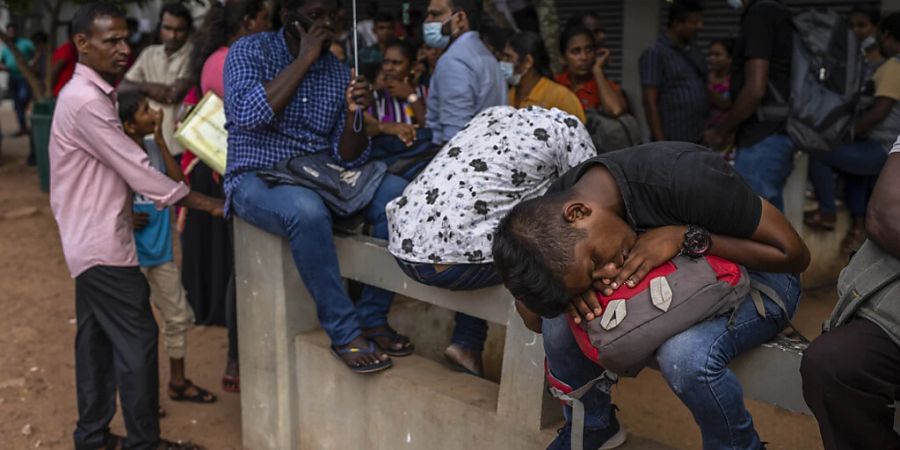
[726,0,743,10]
[423,18,451,49]
[500,61,522,86]
[861,35,878,51]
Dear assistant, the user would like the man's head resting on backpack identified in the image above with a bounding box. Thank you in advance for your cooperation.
[492,189,637,318]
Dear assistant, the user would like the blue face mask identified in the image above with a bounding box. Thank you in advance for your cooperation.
[726,0,743,10]
[423,18,451,49]
[499,61,521,86]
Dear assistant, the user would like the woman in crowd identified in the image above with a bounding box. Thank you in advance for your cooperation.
[502,30,585,122]
[181,0,270,394]
[412,45,441,87]
[364,39,434,180]
[554,25,627,117]
[367,39,428,132]
[706,38,733,130]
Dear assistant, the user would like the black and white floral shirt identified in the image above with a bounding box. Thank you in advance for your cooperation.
[387,106,597,264]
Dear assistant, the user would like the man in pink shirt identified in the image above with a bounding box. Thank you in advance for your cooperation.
[50,4,221,449]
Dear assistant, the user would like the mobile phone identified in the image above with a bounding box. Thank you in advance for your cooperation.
[285,13,315,39]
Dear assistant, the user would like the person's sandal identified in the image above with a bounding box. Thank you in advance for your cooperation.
[364,325,415,357]
[803,210,836,230]
[168,379,217,404]
[330,341,393,374]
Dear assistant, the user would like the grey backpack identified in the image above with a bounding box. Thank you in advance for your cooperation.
[756,7,864,153]
[584,108,643,153]
[547,256,795,450]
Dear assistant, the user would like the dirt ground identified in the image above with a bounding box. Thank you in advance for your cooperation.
[0,104,836,449]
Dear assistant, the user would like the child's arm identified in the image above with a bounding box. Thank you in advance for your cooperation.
[153,110,186,184]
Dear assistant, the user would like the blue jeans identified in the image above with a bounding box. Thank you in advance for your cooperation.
[543,272,801,450]
[232,172,408,346]
[734,135,795,211]
[8,75,31,132]
[397,260,502,353]
[808,139,887,217]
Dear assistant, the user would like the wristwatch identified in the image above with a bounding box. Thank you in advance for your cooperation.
[679,225,712,259]
[406,93,419,104]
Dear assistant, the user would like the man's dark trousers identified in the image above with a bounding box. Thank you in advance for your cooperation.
[74,265,160,450]
[801,318,900,450]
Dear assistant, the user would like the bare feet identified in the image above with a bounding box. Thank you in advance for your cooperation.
[444,343,483,377]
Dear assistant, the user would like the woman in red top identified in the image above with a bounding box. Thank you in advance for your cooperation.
[554,25,627,117]
[50,26,78,97]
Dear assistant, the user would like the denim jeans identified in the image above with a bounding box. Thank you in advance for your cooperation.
[543,272,801,450]
[232,172,408,346]
[8,75,31,132]
[397,260,502,353]
[807,139,887,217]
[734,134,795,211]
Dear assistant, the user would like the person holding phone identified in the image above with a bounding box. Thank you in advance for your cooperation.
[223,0,413,374]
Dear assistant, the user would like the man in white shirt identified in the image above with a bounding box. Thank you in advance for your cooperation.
[119,2,193,155]
[386,106,596,375]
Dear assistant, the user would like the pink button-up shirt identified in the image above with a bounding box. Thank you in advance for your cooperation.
[50,64,189,278]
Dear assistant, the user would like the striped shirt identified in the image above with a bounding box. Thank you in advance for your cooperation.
[639,34,709,143]
[369,85,428,124]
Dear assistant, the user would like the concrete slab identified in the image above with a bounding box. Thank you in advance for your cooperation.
[294,331,675,450]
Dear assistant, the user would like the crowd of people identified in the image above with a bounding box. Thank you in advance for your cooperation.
[29,0,900,448]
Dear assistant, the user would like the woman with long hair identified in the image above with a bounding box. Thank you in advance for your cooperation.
[554,25,627,117]
[502,30,586,122]
[180,0,270,394]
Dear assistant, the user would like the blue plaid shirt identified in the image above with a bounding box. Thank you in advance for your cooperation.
[222,29,371,214]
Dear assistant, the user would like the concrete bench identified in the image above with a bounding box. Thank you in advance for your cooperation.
[234,216,856,449]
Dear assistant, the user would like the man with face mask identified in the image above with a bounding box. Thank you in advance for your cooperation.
[423,0,506,146]
[805,12,900,254]
[119,3,194,156]
[223,0,413,374]
[850,6,883,71]
[421,0,506,375]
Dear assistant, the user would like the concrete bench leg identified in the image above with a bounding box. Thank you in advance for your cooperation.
[234,218,319,450]
[784,152,809,231]
[497,304,563,430]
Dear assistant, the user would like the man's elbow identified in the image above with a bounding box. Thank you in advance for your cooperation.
[866,206,900,249]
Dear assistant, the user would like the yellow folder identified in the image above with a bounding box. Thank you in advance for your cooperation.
[174,91,228,175]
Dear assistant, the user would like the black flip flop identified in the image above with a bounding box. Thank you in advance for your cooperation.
[168,379,217,404]
[364,326,416,357]
[330,341,393,374]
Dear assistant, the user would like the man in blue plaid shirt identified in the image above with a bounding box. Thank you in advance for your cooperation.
[223,0,412,373]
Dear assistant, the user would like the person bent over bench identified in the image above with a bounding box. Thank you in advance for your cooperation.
[386,106,597,376]
[222,0,411,373]
[492,142,810,450]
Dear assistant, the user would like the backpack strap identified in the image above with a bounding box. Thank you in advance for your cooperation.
[546,368,618,450]
[750,279,810,343]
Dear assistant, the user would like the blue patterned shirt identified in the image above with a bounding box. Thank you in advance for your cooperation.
[222,29,371,214]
